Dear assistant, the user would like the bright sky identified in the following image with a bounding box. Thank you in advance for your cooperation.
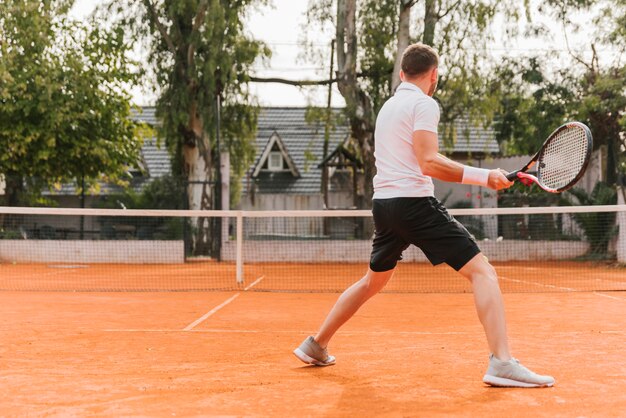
[69,1,613,107]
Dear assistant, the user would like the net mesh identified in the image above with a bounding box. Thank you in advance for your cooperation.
[538,125,590,190]
[1,206,624,293]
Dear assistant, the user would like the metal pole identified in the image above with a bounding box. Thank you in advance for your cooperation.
[321,39,335,209]
[236,211,243,283]
[80,174,85,240]
[214,91,223,261]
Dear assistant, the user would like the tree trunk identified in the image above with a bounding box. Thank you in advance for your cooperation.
[423,0,438,46]
[391,0,413,91]
[336,0,376,208]
[2,172,24,230]
[183,101,213,255]
[4,173,23,207]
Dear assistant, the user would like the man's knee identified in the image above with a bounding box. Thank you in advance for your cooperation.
[469,263,498,284]
[363,269,394,292]
[459,255,498,283]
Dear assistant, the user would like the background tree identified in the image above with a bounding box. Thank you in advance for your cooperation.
[0,0,141,208]
[290,0,518,207]
[105,0,269,255]
[493,0,626,186]
[492,58,577,155]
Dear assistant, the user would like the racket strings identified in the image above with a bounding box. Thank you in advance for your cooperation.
[539,127,589,190]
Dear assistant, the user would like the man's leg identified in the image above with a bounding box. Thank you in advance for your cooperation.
[293,268,394,365]
[315,268,395,347]
[458,253,511,360]
[459,253,554,387]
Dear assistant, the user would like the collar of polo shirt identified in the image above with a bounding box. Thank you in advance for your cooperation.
[396,82,423,93]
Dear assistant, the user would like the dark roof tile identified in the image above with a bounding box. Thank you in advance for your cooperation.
[245,108,349,195]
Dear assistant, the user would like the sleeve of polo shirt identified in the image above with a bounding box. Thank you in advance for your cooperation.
[412,98,440,133]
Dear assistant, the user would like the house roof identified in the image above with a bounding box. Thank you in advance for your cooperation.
[247,107,500,195]
[244,107,350,195]
[440,117,500,154]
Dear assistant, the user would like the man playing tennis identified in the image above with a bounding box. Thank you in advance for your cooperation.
[294,43,555,388]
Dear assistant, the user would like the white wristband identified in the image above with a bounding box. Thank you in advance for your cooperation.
[462,166,490,186]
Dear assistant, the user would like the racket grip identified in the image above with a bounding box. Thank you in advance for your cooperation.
[506,170,521,181]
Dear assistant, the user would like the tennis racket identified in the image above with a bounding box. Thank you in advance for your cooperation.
[506,121,593,193]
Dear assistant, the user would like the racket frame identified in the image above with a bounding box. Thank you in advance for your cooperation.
[506,121,593,193]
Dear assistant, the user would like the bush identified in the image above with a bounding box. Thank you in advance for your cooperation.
[563,182,618,258]
[93,175,187,240]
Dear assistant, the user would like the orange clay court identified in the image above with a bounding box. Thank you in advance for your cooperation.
[1,261,626,417]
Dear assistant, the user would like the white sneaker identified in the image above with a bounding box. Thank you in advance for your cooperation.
[293,336,336,366]
[483,354,555,388]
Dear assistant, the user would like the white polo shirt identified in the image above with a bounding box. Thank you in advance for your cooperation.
[372,82,440,199]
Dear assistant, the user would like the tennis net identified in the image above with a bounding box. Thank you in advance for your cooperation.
[0,205,625,292]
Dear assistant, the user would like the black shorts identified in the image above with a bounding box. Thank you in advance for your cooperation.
[369,197,481,272]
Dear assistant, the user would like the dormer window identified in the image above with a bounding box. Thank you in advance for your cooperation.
[252,131,300,179]
[268,151,284,171]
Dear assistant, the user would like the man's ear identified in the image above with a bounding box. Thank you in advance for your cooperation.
[431,67,438,83]
[399,69,405,82]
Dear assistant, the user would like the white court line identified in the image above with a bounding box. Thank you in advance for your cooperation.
[244,276,264,291]
[102,328,626,335]
[594,292,626,301]
[500,276,626,298]
[105,329,475,335]
[182,293,240,331]
[180,276,265,331]
[499,276,577,292]
[501,276,626,303]
[172,272,626,333]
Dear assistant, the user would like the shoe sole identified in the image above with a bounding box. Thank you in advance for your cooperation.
[293,348,336,366]
[483,375,554,388]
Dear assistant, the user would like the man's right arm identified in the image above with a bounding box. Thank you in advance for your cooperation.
[412,130,512,190]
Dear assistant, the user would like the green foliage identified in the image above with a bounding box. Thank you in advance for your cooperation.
[0,0,143,206]
[105,0,269,209]
[358,1,397,112]
[94,175,186,210]
[498,181,561,208]
[221,103,259,206]
[0,229,23,239]
[304,106,347,133]
[577,67,626,184]
[428,2,503,145]
[356,0,510,131]
[93,175,186,239]
[494,60,625,183]
[492,58,577,156]
[301,1,523,201]
[497,182,568,241]
[564,182,618,257]
[303,106,347,172]
[493,0,626,185]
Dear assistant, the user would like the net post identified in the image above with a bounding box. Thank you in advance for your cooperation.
[618,187,626,263]
[236,211,244,284]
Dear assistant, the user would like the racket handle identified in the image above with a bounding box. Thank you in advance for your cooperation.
[506,170,521,181]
